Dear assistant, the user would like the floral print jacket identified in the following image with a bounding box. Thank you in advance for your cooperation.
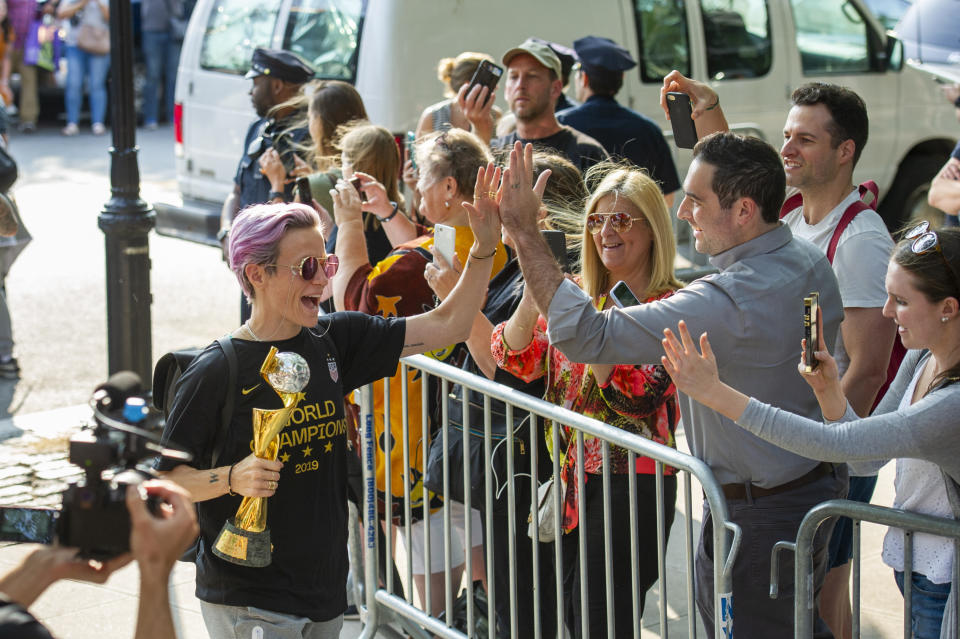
[491,291,679,531]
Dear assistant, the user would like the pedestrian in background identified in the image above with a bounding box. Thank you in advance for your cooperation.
[57,0,110,136]
[139,0,187,130]
[6,0,38,133]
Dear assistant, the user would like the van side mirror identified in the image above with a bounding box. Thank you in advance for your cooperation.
[885,33,904,71]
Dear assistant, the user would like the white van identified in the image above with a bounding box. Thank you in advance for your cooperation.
[156,0,958,248]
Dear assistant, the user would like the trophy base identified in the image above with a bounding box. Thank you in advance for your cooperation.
[212,519,272,567]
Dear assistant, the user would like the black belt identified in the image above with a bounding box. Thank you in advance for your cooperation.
[721,462,834,501]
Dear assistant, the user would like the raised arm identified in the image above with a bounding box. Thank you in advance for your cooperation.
[457,83,496,145]
[402,164,502,357]
[331,180,371,312]
[659,70,729,139]
[498,142,563,318]
[352,171,419,246]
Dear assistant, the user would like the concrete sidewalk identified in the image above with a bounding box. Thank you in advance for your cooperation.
[0,405,909,638]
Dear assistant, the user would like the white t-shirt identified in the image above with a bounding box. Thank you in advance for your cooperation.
[782,188,893,377]
[881,367,954,584]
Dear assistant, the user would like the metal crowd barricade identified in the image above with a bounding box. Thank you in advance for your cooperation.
[772,499,960,638]
[354,354,742,639]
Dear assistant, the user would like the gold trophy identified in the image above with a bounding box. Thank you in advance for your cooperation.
[212,346,310,567]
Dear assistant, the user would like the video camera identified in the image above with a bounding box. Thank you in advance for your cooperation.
[0,372,191,559]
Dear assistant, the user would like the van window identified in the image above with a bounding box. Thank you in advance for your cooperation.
[700,0,772,79]
[634,0,691,82]
[199,0,282,75]
[790,0,871,74]
[282,0,364,81]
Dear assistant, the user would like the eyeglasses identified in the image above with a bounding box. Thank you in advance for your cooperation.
[265,255,339,281]
[585,211,644,234]
[904,221,960,293]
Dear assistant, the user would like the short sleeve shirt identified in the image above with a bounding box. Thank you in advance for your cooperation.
[782,189,892,374]
[492,125,608,174]
[157,313,405,621]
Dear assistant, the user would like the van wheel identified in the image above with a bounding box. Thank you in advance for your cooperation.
[878,153,948,233]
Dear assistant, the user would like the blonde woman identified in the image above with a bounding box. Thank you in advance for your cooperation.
[492,161,682,638]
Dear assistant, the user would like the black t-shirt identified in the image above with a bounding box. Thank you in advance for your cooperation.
[492,125,608,173]
[157,313,405,621]
[0,600,53,639]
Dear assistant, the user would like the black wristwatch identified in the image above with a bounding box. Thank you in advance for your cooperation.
[268,190,285,201]
[375,201,400,223]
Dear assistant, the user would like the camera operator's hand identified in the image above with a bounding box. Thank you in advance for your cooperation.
[230,453,283,498]
[126,481,197,639]
[0,546,132,610]
[127,481,197,577]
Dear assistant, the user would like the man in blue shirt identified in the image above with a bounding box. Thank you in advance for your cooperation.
[558,36,680,205]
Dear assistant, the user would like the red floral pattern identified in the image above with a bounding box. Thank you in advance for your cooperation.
[491,291,679,531]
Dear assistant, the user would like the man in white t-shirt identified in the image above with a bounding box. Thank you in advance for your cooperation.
[779,82,896,639]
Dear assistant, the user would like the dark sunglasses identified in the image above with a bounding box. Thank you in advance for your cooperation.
[904,221,960,293]
[585,211,643,234]
[266,255,339,280]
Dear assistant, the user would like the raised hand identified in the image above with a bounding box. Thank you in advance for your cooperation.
[798,305,841,395]
[258,148,289,193]
[462,162,503,255]
[457,82,496,143]
[331,178,363,225]
[498,142,551,236]
[659,70,719,121]
[660,320,720,398]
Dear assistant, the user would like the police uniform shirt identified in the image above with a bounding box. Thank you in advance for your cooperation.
[558,95,681,195]
[235,113,310,210]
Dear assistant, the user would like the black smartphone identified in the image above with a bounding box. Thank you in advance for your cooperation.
[610,280,641,308]
[468,59,503,107]
[541,230,568,272]
[803,292,820,372]
[350,176,368,202]
[666,92,698,149]
[296,176,312,204]
[0,506,59,544]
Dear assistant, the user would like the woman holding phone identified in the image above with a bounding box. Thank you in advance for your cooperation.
[491,158,683,638]
[660,223,960,639]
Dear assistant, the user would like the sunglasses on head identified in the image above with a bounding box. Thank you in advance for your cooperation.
[904,221,960,293]
[266,255,339,281]
[585,211,642,235]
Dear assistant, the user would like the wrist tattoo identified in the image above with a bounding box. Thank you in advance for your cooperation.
[209,471,218,484]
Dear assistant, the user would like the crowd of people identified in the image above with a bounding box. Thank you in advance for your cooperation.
[3,30,960,639]
[0,0,189,137]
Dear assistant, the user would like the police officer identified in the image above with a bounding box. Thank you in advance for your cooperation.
[558,36,681,204]
[218,47,314,321]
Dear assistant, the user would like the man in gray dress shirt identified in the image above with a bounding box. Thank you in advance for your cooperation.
[499,133,846,638]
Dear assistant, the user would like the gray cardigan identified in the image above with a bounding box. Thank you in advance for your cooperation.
[738,349,960,483]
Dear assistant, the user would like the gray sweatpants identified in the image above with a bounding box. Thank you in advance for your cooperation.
[199,601,343,639]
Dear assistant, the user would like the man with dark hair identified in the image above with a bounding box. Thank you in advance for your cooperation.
[499,134,846,638]
[462,38,607,172]
[217,47,314,322]
[558,36,680,204]
[662,71,896,639]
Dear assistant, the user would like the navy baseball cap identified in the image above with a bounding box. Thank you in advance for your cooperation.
[573,36,637,72]
[245,48,315,84]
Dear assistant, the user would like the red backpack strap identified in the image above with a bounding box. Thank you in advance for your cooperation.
[780,192,804,219]
[825,181,879,263]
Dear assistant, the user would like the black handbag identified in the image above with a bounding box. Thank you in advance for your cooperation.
[0,145,18,194]
[423,387,528,506]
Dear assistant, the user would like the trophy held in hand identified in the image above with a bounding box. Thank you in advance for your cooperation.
[213,346,309,567]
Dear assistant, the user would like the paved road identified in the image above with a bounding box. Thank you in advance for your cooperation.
[1,122,237,417]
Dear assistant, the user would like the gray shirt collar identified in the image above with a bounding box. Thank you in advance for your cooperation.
[708,222,792,271]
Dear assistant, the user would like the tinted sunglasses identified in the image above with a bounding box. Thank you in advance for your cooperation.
[266,255,339,280]
[585,211,642,234]
[904,221,960,293]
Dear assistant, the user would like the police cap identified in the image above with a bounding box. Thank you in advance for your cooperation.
[573,36,637,73]
[245,48,315,84]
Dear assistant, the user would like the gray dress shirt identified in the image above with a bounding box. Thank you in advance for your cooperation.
[546,223,843,487]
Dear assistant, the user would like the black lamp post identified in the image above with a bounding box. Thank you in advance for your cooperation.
[97,0,154,383]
